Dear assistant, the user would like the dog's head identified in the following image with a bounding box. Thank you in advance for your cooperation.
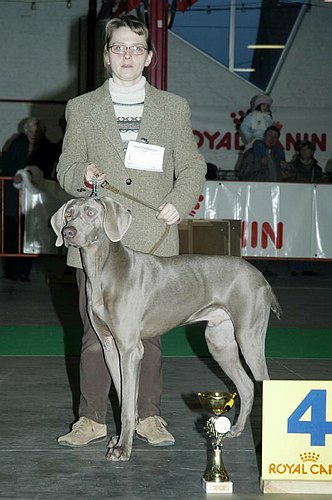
[51,197,132,248]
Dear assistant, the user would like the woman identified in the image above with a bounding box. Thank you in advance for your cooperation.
[56,15,206,449]
[1,117,57,281]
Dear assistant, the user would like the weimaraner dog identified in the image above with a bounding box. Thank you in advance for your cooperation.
[51,196,282,462]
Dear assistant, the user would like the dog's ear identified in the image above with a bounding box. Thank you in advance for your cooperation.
[100,197,132,242]
[50,201,71,247]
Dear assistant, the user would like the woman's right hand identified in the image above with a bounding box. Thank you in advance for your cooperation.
[85,163,106,184]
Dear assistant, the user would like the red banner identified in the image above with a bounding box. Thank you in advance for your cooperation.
[176,0,198,13]
[111,0,142,18]
[127,0,142,10]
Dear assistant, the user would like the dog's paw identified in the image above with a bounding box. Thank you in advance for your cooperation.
[105,445,131,461]
[107,434,119,448]
[226,425,243,438]
[105,435,131,461]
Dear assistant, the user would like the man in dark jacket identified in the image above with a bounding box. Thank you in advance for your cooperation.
[237,126,286,182]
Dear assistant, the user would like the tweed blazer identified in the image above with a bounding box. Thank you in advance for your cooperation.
[57,80,206,268]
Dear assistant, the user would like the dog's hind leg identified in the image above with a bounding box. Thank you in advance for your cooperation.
[205,319,254,438]
[236,316,270,383]
[234,288,272,383]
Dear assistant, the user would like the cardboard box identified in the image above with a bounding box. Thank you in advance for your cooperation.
[178,219,241,257]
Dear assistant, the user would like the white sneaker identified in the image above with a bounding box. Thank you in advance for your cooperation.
[136,416,175,446]
[57,416,107,447]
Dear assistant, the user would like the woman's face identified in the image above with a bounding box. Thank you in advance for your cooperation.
[107,27,153,86]
[27,124,43,144]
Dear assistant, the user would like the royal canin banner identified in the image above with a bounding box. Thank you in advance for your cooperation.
[191,181,332,259]
[191,106,331,172]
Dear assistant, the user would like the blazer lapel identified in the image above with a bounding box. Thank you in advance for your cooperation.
[137,83,164,144]
[90,81,125,161]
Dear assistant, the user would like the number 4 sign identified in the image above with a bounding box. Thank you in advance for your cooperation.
[261,381,332,495]
[288,389,332,446]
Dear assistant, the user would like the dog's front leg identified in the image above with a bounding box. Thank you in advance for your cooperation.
[101,335,122,402]
[106,341,144,461]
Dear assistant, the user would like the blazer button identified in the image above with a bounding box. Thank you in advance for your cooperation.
[125,178,132,185]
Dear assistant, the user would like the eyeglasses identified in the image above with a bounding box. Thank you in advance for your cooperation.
[108,44,148,56]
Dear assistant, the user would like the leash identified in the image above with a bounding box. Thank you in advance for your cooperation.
[101,179,159,212]
[92,178,170,254]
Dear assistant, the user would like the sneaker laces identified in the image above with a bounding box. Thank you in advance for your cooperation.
[72,417,91,433]
[151,416,168,430]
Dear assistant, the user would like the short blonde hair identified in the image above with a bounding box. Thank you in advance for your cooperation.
[103,15,153,77]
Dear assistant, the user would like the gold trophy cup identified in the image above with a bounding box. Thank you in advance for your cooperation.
[198,391,237,494]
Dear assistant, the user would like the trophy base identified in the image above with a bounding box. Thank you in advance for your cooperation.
[202,478,233,494]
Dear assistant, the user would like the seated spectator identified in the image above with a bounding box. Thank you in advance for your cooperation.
[236,126,286,182]
[282,140,323,183]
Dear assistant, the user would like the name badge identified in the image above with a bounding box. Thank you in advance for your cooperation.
[124,141,164,172]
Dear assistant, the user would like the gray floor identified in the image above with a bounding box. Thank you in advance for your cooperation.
[0,256,332,499]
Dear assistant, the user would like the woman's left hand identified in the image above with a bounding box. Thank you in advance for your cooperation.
[156,202,180,225]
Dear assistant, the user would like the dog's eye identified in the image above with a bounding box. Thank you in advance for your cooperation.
[87,210,95,216]
[65,211,72,220]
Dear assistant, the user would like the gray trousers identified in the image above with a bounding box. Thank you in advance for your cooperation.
[76,268,163,424]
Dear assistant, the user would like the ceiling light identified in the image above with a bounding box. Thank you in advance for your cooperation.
[234,68,256,72]
[247,44,285,49]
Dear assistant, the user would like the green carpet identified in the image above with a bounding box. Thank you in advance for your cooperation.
[0,325,331,358]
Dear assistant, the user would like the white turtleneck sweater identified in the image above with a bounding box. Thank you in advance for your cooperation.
[109,77,145,150]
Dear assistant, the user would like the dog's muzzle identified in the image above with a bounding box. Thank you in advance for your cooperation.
[62,224,99,248]
[62,226,79,247]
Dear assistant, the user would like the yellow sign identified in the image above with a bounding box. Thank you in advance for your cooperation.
[262,380,332,481]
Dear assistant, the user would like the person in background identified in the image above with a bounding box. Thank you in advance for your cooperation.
[0,117,58,281]
[56,15,206,449]
[283,140,323,276]
[282,140,323,184]
[236,126,286,182]
[324,155,332,182]
[239,94,274,147]
[236,125,286,278]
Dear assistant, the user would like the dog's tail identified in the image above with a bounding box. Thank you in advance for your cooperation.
[270,290,283,320]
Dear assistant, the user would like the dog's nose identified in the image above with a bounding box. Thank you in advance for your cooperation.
[63,226,77,240]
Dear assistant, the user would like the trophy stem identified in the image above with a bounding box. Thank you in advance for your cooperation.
[204,445,229,483]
